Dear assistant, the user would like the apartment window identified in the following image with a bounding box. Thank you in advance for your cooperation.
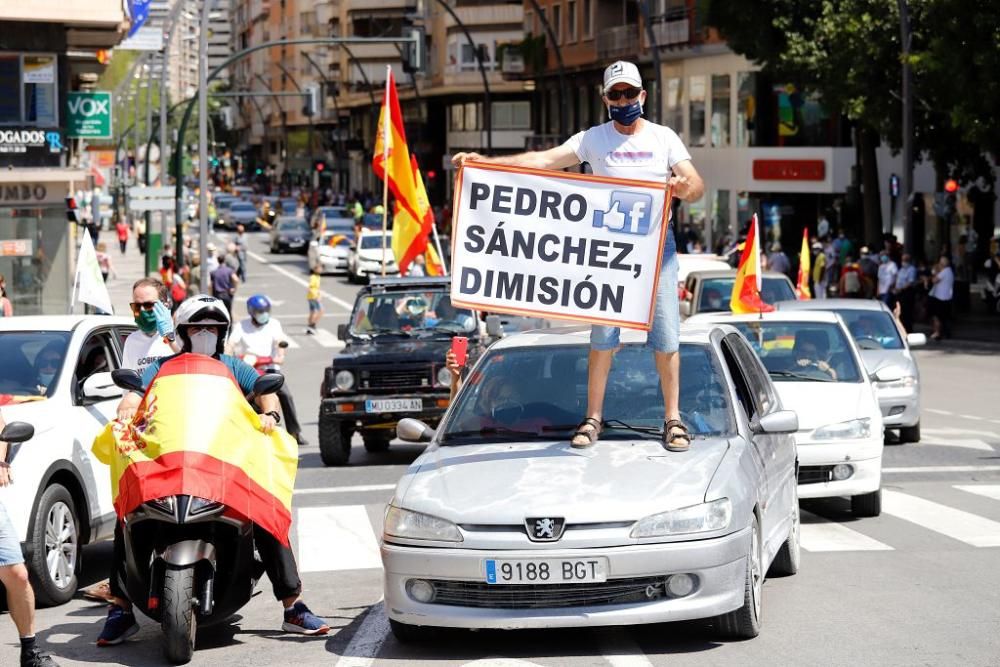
[464,102,480,131]
[460,43,492,71]
[524,10,534,35]
[567,1,577,43]
[664,76,682,133]
[553,4,562,44]
[582,0,593,38]
[688,75,706,147]
[711,74,731,147]
[492,101,531,130]
[299,11,317,36]
[0,53,58,126]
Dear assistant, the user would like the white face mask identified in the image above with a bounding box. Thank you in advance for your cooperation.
[189,330,218,356]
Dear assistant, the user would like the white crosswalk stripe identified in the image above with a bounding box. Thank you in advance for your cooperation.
[953,484,1000,503]
[882,490,1000,547]
[295,505,382,573]
[800,512,894,552]
[311,327,344,348]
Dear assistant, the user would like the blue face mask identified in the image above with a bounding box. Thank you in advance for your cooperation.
[253,312,270,325]
[608,100,643,126]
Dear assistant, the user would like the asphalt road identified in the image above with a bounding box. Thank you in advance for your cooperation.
[3,229,999,666]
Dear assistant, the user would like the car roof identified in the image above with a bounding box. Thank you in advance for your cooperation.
[775,298,890,313]
[0,314,135,332]
[687,310,842,325]
[490,323,725,350]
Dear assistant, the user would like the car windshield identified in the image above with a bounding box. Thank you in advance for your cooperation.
[699,276,796,312]
[835,309,904,350]
[732,321,862,383]
[280,200,298,211]
[442,343,734,443]
[278,219,309,232]
[360,234,391,250]
[0,332,71,401]
[321,231,353,247]
[349,290,477,335]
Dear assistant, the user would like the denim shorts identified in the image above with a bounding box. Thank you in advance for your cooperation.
[591,235,680,354]
[307,299,322,313]
[0,500,25,567]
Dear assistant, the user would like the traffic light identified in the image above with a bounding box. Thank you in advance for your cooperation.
[944,178,959,193]
[401,26,426,73]
[65,196,81,224]
[314,160,326,172]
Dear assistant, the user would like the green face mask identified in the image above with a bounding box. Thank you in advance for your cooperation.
[136,309,158,333]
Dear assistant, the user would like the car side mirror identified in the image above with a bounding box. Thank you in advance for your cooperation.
[485,315,504,338]
[906,333,927,348]
[0,421,34,444]
[751,410,799,435]
[82,371,124,400]
[679,301,691,317]
[337,324,348,341]
[397,418,435,443]
[872,367,904,383]
[111,368,144,393]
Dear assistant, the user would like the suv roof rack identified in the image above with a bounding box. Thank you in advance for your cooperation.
[368,276,452,292]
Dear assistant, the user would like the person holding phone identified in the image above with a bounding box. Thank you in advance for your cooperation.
[446,337,469,402]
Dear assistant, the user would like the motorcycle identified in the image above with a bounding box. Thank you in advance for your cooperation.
[109,367,287,664]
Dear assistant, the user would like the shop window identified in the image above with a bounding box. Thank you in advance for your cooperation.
[688,75,706,147]
[665,76,682,134]
[736,71,756,147]
[0,53,58,126]
[711,74,730,147]
[464,102,480,131]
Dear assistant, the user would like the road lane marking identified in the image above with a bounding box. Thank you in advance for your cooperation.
[597,628,655,667]
[313,327,345,348]
[799,512,893,552]
[926,408,955,416]
[917,437,995,452]
[954,485,1000,502]
[294,484,396,495]
[335,599,389,667]
[923,426,1000,439]
[243,245,355,311]
[296,505,382,572]
[883,465,1000,474]
[882,491,1000,547]
[283,336,301,349]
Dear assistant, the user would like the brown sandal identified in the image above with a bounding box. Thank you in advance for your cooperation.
[663,419,691,452]
[571,417,602,449]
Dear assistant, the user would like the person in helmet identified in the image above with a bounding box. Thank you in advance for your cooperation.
[97,295,328,646]
[226,294,307,445]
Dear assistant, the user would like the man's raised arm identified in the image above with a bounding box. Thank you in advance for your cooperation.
[452,143,580,171]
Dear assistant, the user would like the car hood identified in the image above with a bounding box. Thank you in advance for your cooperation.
[0,399,57,437]
[340,337,456,363]
[859,349,917,377]
[773,382,875,431]
[397,438,729,524]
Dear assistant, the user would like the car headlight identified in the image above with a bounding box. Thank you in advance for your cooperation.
[334,370,354,391]
[813,418,871,440]
[876,376,918,390]
[630,498,732,538]
[435,366,452,387]
[384,505,463,542]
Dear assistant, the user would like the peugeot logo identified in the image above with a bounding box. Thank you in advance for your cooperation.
[525,517,565,542]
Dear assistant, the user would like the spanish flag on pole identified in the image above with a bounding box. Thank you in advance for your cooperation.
[373,68,437,275]
[796,227,812,299]
[92,355,298,545]
[730,213,775,314]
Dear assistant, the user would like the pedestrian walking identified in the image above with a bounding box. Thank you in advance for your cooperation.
[768,242,791,277]
[115,217,129,255]
[0,273,12,317]
[211,258,240,316]
[451,59,705,452]
[812,241,828,299]
[135,216,146,253]
[95,243,114,283]
[0,410,62,666]
[235,224,248,281]
[928,255,955,341]
[306,265,322,334]
[877,252,899,306]
[894,253,918,333]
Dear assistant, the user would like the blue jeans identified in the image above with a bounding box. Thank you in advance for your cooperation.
[0,500,24,567]
[591,236,680,354]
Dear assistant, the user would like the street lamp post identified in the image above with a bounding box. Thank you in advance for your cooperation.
[302,51,348,193]
[197,0,212,293]
[898,0,915,257]
[275,62,315,189]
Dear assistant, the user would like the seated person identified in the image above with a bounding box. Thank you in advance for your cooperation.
[34,344,64,396]
[700,287,725,311]
[792,331,838,380]
[426,296,474,330]
[368,302,399,331]
[396,297,429,330]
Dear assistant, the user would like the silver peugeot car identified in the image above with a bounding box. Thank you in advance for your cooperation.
[776,299,925,442]
[381,324,799,641]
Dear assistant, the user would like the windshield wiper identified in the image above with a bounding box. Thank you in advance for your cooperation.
[601,419,664,439]
[768,370,835,382]
[444,426,556,441]
[413,326,457,336]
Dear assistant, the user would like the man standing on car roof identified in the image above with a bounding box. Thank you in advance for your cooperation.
[452,61,704,452]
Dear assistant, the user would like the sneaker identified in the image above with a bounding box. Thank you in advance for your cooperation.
[96,604,140,646]
[305,327,316,335]
[282,601,330,635]
[21,647,59,667]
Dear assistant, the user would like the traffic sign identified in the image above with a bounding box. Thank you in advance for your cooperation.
[67,92,113,140]
[130,198,175,211]
[129,186,175,212]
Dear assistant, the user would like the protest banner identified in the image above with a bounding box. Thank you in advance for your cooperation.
[450,163,672,330]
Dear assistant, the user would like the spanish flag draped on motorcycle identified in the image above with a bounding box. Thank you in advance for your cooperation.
[92,354,298,545]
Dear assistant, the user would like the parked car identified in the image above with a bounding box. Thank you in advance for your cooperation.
[0,315,136,605]
[308,222,355,274]
[223,201,260,230]
[775,299,925,442]
[680,269,797,319]
[689,310,885,516]
[348,229,399,282]
[319,277,503,466]
[381,323,799,641]
[268,216,312,254]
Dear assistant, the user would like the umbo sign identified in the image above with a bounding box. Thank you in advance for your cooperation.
[451,163,672,330]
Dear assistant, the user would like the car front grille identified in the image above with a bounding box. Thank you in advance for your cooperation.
[362,367,429,390]
[799,465,834,484]
[427,577,667,609]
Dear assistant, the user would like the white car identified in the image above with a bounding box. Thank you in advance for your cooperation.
[348,229,399,282]
[0,315,135,605]
[308,223,355,274]
[690,311,885,516]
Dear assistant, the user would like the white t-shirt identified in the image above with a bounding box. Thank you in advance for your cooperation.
[122,329,176,376]
[227,318,288,367]
[563,120,692,181]
[877,261,898,295]
[930,266,954,301]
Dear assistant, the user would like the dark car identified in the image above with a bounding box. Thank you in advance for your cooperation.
[223,201,260,230]
[269,216,312,253]
[318,277,503,466]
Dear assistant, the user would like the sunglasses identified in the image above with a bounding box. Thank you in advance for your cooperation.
[130,301,160,316]
[606,87,642,102]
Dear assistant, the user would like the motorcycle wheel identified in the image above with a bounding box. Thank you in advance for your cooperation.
[162,566,198,665]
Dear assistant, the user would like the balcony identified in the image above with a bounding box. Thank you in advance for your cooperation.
[347,0,415,12]
[348,42,401,60]
[596,25,639,61]
[251,0,271,22]
[447,5,523,29]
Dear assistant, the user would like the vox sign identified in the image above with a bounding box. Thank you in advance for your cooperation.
[67,92,113,140]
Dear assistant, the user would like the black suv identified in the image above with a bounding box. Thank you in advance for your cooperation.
[318,276,501,465]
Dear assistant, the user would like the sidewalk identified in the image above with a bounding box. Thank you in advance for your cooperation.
[99,228,152,314]
[910,282,1000,350]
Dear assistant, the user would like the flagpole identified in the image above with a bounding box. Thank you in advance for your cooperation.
[381,66,391,277]
[430,223,448,276]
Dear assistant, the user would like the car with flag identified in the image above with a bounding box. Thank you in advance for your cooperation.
[308,219,355,274]
[319,277,502,466]
[380,323,800,640]
[348,229,400,282]
[0,315,136,605]
[680,269,797,319]
[688,310,885,517]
